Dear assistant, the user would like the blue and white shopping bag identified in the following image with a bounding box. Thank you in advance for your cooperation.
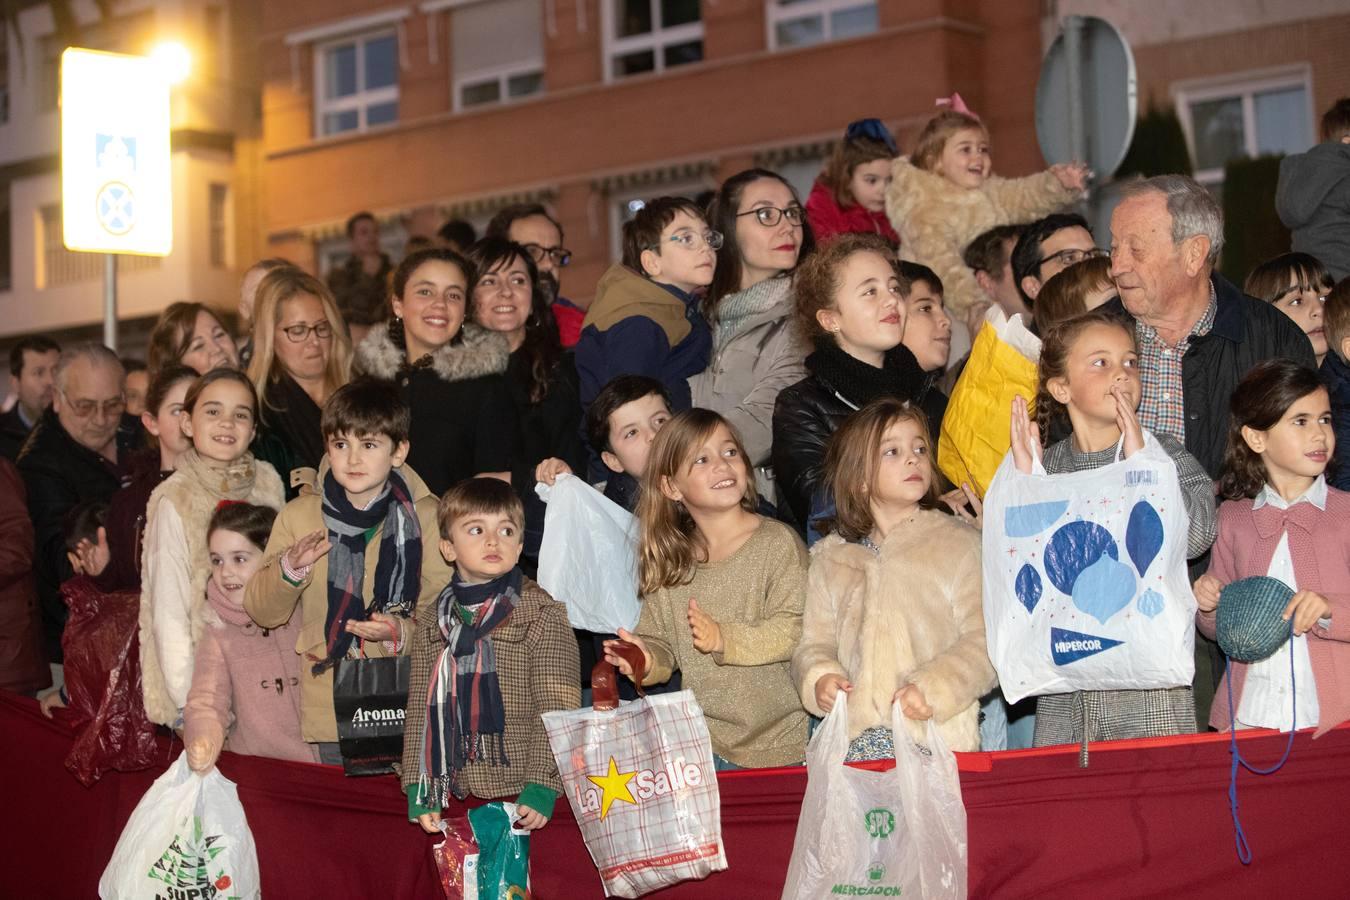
[981,432,1197,703]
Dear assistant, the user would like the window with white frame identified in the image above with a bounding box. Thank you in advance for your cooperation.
[452,0,544,111]
[604,0,703,80]
[1175,69,1314,186]
[768,0,877,50]
[315,30,399,137]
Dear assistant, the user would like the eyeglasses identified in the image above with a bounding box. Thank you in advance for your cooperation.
[522,243,572,268]
[655,230,724,252]
[280,320,334,343]
[1038,246,1109,269]
[736,206,805,228]
[60,388,125,419]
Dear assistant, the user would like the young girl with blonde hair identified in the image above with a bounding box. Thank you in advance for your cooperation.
[604,408,808,769]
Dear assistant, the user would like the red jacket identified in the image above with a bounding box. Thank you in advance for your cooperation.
[1198,487,1350,737]
[0,458,48,693]
[806,179,899,248]
[552,297,585,348]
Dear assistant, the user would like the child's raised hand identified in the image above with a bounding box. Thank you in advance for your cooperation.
[1193,574,1223,613]
[534,458,573,486]
[514,805,549,831]
[68,527,111,577]
[345,611,404,643]
[1010,395,1042,474]
[284,529,331,572]
[895,684,933,720]
[941,482,984,531]
[604,629,652,680]
[417,811,443,835]
[687,599,724,655]
[1284,590,1331,636]
[1051,161,1091,192]
[39,690,66,719]
[187,734,222,773]
[1112,385,1144,458]
[814,673,852,714]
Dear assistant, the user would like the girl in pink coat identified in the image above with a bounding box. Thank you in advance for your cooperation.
[184,502,318,771]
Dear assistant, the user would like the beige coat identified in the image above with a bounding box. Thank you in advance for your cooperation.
[885,158,1080,316]
[792,509,996,751]
[244,462,453,743]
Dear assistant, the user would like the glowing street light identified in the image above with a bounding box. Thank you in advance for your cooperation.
[150,40,192,86]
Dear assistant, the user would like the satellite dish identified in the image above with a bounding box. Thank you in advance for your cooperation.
[1036,16,1137,179]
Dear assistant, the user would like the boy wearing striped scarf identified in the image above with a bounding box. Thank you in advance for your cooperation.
[402,478,580,832]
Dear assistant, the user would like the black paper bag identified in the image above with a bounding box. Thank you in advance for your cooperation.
[332,655,410,776]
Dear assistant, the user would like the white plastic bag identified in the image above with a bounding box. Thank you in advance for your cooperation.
[536,474,641,633]
[781,694,967,900]
[99,753,260,899]
[981,432,1197,703]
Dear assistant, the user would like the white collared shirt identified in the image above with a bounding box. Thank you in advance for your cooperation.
[1235,477,1325,732]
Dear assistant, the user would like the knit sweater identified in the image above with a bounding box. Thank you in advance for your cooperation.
[635,518,809,767]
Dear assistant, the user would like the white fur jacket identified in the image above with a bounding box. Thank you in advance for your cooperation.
[885,158,1080,315]
[354,320,509,382]
[792,508,996,752]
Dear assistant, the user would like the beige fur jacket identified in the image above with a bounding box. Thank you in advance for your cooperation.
[792,508,996,752]
[885,158,1081,316]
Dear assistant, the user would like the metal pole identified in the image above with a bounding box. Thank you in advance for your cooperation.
[103,253,118,351]
[1065,15,1087,165]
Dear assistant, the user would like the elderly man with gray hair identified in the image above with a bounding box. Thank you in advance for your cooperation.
[17,342,138,667]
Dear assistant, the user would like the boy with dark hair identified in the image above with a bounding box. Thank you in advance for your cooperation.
[245,378,452,763]
[1278,97,1350,281]
[401,477,579,834]
[1320,278,1350,490]
[574,197,713,459]
[964,224,1028,321]
[1,335,61,460]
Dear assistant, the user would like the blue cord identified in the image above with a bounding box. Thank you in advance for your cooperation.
[1226,620,1297,865]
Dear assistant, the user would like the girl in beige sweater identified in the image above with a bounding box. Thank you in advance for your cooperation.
[604,408,809,769]
[793,396,995,759]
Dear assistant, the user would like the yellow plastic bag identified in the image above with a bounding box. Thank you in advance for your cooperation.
[938,320,1038,498]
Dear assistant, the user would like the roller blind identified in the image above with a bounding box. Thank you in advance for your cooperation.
[452,0,543,77]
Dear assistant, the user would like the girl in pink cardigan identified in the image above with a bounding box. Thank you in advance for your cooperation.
[184,502,318,771]
[1196,360,1350,737]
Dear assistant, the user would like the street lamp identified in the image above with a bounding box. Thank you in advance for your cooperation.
[150,40,193,86]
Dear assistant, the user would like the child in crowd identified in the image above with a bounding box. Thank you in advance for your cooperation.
[794,397,994,759]
[403,478,579,833]
[575,197,714,423]
[1031,256,1117,337]
[897,262,954,376]
[1244,252,1333,366]
[806,118,901,247]
[886,102,1088,325]
[1004,310,1217,747]
[1320,278,1350,490]
[605,409,809,769]
[1277,97,1350,281]
[185,503,318,771]
[140,369,285,728]
[245,379,451,762]
[1195,359,1350,735]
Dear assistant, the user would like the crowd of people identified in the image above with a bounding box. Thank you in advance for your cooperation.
[2,95,1349,848]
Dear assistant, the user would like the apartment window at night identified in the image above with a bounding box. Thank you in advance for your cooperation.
[604,0,703,80]
[315,30,399,136]
[768,0,878,50]
[453,0,545,111]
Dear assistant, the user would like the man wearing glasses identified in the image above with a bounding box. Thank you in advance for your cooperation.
[486,203,582,348]
[17,344,137,670]
[1009,213,1104,309]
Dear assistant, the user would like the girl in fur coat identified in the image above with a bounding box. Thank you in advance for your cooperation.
[793,396,995,759]
[140,369,285,728]
[885,102,1088,326]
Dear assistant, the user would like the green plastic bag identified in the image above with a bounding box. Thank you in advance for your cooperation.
[468,802,531,899]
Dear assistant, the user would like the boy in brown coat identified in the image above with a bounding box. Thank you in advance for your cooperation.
[402,478,579,832]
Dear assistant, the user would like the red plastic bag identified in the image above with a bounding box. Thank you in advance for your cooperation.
[433,818,479,900]
[60,576,158,785]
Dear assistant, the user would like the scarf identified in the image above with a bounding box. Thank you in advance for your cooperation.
[261,374,326,470]
[205,576,254,629]
[807,339,930,410]
[315,468,422,674]
[418,568,521,803]
[714,275,792,351]
[175,448,261,501]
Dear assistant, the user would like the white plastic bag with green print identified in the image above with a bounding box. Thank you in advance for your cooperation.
[99,752,260,899]
[781,694,967,900]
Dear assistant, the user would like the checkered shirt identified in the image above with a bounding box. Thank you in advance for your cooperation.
[1135,283,1217,443]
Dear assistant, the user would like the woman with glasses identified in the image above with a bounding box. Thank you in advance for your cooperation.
[245,266,353,496]
[691,169,814,467]
[575,197,715,432]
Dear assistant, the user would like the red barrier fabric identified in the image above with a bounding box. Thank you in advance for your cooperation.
[3,690,1348,899]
